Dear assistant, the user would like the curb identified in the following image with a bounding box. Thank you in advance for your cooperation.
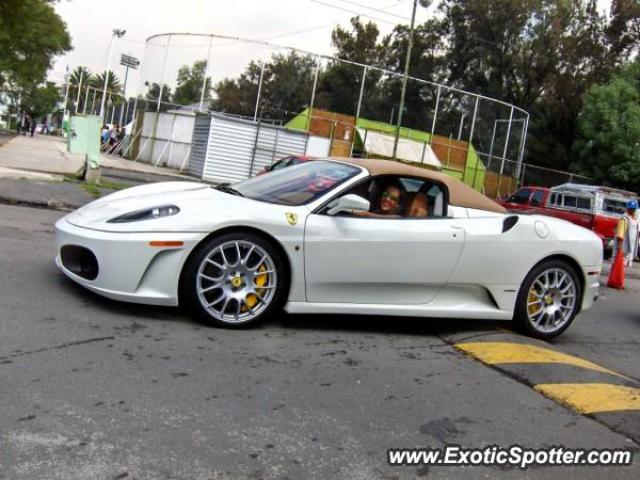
[0,195,77,212]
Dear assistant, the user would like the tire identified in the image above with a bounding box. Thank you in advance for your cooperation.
[181,232,289,328]
[513,259,582,340]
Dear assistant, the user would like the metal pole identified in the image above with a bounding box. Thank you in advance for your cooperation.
[306,60,320,131]
[516,114,529,179]
[124,100,130,125]
[99,35,116,121]
[157,35,172,112]
[429,85,441,144]
[75,70,84,114]
[119,64,130,125]
[91,89,97,114]
[457,113,465,140]
[254,59,266,122]
[83,85,90,114]
[468,97,479,144]
[487,120,497,169]
[392,0,418,160]
[199,36,213,111]
[469,97,480,188]
[499,107,514,176]
[355,65,368,120]
[152,35,171,161]
[62,70,71,116]
[350,65,368,157]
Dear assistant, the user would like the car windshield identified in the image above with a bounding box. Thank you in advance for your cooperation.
[232,160,361,206]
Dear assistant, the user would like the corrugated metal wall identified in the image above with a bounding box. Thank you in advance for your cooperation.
[200,115,308,184]
[188,114,211,178]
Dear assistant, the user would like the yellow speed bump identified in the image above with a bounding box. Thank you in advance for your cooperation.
[534,383,640,414]
[455,342,627,379]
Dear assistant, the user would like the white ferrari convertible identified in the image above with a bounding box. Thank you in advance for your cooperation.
[55,158,602,339]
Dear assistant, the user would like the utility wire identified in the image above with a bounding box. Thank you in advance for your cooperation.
[334,0,410,20]
[309,0,398,25]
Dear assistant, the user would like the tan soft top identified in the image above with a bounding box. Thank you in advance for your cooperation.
[331,157,506,214]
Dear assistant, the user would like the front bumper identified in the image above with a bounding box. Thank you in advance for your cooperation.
[55,217,205,306]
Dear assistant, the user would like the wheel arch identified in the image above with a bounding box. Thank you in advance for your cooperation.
[178,225,293,307]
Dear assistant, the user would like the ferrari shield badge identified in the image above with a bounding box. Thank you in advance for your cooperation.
[285,212,298,226]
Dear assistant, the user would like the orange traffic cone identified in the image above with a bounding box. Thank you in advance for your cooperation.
[607,248,625,289]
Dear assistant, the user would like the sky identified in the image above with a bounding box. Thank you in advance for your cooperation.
[50,0,613,99]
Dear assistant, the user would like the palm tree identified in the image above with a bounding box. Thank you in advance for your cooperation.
[69,66,93,113]
[91,71,123,116]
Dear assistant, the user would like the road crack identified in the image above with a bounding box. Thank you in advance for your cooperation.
[0,336,115,360]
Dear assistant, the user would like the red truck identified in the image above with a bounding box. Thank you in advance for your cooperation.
[497,183,637,254]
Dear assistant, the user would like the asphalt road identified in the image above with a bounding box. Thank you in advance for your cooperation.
[0,204,638,480]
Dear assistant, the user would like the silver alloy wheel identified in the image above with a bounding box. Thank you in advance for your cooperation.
[526,267,577,334]
[196,240,277,324]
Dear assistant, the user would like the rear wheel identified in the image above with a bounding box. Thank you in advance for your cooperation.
[181,232,288,328]
[513,260,581,340]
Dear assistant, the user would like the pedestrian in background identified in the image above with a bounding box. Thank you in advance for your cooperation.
[15,115,22,135]
[22,116,30,136]
[613,199,639,267]
[30,120,37,137]
[100,124,110,148]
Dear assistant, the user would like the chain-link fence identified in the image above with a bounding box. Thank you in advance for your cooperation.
[81,32,590,195]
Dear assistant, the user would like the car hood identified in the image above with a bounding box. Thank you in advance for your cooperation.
[64,181,257,232]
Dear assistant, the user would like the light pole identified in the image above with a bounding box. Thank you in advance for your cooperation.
[392,0,430,160]
[99,29,126,122]
[119,53,140,125]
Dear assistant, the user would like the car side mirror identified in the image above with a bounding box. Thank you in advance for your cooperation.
[326,194,370,216]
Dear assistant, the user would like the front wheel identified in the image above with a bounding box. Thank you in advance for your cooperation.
[181,233,288,328]
[513,260,582,340]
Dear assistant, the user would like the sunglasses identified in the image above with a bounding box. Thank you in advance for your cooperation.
[381,191,400,202]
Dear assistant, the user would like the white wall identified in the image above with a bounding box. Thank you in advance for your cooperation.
[138,111,195,170]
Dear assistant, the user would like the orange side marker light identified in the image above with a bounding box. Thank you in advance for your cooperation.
[149,241,184,247]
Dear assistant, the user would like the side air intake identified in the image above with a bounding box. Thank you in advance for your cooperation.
[502,215,519,233]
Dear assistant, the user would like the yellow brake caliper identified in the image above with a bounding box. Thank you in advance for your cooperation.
[527,288,541,316]
[243,264,268,311]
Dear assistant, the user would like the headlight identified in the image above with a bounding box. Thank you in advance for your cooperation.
[107,205,180,223]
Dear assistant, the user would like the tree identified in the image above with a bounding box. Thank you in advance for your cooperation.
[572,62,640,191]
[145,82,172,111]
[607,0,640,60]
[173,60,211,106]
[435,0,630,169]
[0,0,70,104]
[21,81,61,121]
[92,71,123,114]
[260,52,317,119]
[209,62,261,117]
[68,66,93,113]
[375,19,447,131]
[316,17,385,116]
[210,52,317,120]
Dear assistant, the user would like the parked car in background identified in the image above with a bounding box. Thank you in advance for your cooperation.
[257,155,314,175]
[497,183,638,256]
